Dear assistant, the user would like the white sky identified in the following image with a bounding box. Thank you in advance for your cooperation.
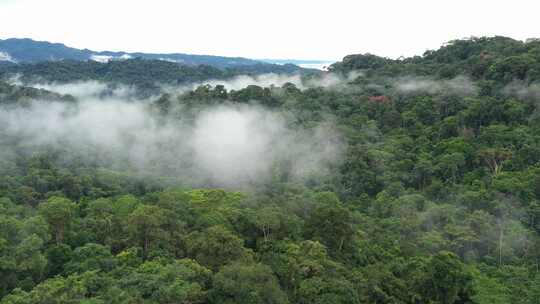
[0,0,539,61]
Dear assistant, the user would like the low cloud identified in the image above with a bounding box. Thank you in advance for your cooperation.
[161,71,363,96]
[20,80,137,100]
[0,81,343,188]
[503,81,540,101]
[0,51,16,63]
[395,76,477,96]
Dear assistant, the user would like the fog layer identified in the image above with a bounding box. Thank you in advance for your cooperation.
[0,81,343,188]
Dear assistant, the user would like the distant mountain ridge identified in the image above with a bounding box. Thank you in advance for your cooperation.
[0,38,265,68]
[260,59,335,70]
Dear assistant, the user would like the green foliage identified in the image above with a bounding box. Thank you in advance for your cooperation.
[3,36,540,303]
[38,197,76,245]
[185,226,252,270]
[210,263,288,304]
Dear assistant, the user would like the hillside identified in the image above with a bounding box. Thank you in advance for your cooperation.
[0,38,288,68]
[330,36,540,82]
[1,36,540,303]
[0,58,316,95]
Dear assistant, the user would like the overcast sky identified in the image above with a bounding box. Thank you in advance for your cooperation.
[0,0,538,61]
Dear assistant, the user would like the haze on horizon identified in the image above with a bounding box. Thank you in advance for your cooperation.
[0,0,539,61]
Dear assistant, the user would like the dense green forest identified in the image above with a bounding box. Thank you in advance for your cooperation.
[0,58,313,95]
[1,36,540,303]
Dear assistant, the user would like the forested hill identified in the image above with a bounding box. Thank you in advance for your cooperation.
[1,36,540,303]
[331,36,540,82]
[0,81,75,105]
[0,58,314,94]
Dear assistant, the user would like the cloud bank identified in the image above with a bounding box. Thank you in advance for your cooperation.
[0,81,343,188]
[395,76,477,96]
[160,71,363,96]
[503,81,540,101]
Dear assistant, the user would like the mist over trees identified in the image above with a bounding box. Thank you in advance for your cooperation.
[1,36,540,303]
